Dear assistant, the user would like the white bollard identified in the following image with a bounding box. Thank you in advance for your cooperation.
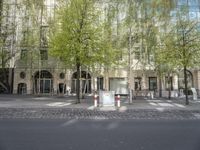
[94,94,98,107]
[117,95,120,107]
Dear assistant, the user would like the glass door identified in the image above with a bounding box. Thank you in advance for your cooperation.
[37,79,52,94]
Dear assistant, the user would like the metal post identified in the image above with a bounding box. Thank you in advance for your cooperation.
[94,94,98,107]
[117,94,120,107]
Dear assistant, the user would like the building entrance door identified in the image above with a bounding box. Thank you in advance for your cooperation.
[37,79,52,94]
[71,71,91,94]
[34,70,53,95]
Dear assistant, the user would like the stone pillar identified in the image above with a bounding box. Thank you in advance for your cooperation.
[91,76,96,93]
[142,74,147,90]
[129,71,134,90]
[173,75,179,90]
[13,69,19,94]
[26,79,31,94]
[104,71,109,91]
[53,73,58,95]
[197,71,200,96]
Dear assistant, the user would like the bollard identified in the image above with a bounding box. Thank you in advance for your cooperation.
[117,95,120,107]
[94,94,98,107]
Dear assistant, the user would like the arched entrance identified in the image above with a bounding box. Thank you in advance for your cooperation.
[71,71,91,94]
[34,70,53,94]
[18,83,27,94]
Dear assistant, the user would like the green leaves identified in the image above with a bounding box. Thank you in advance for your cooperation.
[50,0,121,69]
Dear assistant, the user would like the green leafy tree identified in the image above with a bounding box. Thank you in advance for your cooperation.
[0,1,17,93]
[50,0,117,103]
[157,6,200,105]
[162,6,200,104]
[152,0,175,98]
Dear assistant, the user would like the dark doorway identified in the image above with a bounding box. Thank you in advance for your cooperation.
[18,83,27,94]
[134,77,142,91]
[59,83,66,94]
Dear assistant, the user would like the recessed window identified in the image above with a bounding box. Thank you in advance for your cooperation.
[149,77,157,90]
[20,72,26,79]
[40,49,48,60]
[21,49,28,60]
[60,73,65,79]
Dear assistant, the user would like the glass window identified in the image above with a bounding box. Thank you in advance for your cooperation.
[21,49,27,60]
[20,72,26,79]
[165,76,173,90]
[97,77,104,91]
[59,73,65,79]
[189,6,199,11]
[109,78,128,95]
[149,77,157,91]
[188,0,198,6]
[40,26,49,48]
[177,0,187,5]
[40,49,48,60]
[197,12,200,20]
[189,12,197,20]
[134,47,140,59]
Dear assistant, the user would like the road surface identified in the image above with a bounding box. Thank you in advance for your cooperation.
[0,119,200,150]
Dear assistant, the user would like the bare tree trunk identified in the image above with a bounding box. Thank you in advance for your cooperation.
[128,28,133,104]
[8,68,13,93]
[184,66,189,105]
[158,72,162,98]
[167,73,171,100]
[76,63,81,103]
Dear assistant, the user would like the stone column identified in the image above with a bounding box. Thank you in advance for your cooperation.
[53,73,58,95]
[91,76,96,93]
[197,71,200,96]
[142,74,147,90]
[173,75,179,90]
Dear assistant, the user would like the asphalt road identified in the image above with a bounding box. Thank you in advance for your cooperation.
[0,119,200,150]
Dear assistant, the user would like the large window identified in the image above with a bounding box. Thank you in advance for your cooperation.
[40,26,49,48]
[177,0,187,6]
[97,77,103,91]
[21,49,28,60]
[188,0,198,6]
[165,76,173,90]
[40,49,48,60]
[149,77,157,91]
[109,78,128,95]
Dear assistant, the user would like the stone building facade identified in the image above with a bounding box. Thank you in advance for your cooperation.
[1,0,200,97]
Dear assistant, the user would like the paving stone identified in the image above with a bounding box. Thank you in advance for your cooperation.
[0,108,200,120]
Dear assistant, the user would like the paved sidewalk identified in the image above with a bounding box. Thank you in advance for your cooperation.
[0,94,200,120]
[0,94,200,110]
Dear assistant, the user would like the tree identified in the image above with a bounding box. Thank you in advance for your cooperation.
[151,0,175,98]
[176,10,200,105]
[121,0,170,102]
[162,6,200,105]
[50,0,117,103]
[0,0,18,93]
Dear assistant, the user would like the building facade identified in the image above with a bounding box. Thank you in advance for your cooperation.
[1,0,200,97]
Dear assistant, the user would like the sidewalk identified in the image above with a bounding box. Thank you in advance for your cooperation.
[0,94,200,110]
[0,94,200,120]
